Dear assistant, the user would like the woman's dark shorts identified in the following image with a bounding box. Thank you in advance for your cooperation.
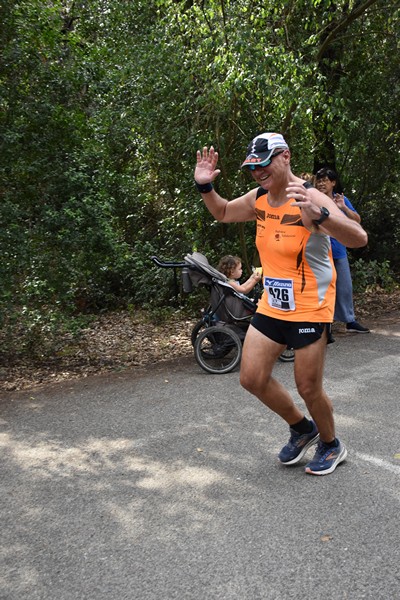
[251,313,334,349]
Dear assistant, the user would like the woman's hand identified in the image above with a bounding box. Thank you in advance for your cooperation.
[333,193,346,210]
[195,146,221,184]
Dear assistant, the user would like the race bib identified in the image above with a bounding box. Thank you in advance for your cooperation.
[264,277,295,311]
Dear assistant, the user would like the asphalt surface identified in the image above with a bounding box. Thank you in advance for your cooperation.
[1,319,400,600]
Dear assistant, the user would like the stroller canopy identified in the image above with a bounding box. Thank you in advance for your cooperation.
[184,252,256,321]
[184,252,227,283]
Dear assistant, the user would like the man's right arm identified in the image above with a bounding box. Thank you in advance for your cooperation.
[198,187,257,223]
[194,145,257,222]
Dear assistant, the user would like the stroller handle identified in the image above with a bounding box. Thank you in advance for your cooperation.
[151,255,187,269]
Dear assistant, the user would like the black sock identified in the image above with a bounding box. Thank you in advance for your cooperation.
[290,416,313,434]
[323,438,339,448]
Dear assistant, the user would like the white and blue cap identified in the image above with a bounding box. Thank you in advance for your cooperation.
[241,132,289,168]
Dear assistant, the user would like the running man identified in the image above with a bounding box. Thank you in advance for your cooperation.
[194,132,368,475]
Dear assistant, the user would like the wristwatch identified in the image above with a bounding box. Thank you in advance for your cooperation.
[313,206,330,225]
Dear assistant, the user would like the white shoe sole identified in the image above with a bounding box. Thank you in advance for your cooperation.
[305,445,348,476]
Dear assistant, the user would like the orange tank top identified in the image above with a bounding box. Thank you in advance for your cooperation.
[255,188,336,322]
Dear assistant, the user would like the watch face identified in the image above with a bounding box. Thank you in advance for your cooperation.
[314,206,330,225]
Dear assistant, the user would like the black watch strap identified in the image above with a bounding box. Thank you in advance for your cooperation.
[313,206,330,225]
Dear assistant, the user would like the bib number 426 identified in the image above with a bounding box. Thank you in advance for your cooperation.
[270,287,290,302]
[264,277,295,311]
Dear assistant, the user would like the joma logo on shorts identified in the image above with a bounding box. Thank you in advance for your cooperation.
[298,328,316,334]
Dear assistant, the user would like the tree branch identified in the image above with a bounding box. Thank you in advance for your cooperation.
[317,0,380,61]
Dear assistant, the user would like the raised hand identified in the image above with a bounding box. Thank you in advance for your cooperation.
[333,193,346,210]
[194,146,221,184]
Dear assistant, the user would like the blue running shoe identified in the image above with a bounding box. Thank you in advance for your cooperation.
[305,439,347,475]
[278,421,319,465]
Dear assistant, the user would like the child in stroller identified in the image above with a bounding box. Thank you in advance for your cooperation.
[152,252,295,374]
[217,254,262,295]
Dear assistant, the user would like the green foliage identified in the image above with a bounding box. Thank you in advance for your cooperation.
[0,0,399,361]
[350,258,397,294]
[0,304,94,362]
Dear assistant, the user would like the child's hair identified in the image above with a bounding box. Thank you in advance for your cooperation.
[217,255,241,279]
[299,172,316,185]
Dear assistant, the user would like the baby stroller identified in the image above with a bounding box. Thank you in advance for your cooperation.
[151,252,294,374]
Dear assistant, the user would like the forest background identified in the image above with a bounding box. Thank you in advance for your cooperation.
[1,0,399,377]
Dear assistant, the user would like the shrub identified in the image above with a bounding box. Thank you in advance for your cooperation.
[350,258,397,294]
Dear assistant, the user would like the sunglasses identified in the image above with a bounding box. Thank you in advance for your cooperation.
[247,149,285,171]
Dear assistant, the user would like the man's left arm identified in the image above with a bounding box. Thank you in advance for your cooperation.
[287,183,368,249]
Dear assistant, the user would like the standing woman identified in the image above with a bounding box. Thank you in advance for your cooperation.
[315,167,370,333]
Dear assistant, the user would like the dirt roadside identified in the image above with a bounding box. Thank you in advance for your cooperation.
[1,289,399,392]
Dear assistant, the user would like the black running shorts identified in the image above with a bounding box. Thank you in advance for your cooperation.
[251,313,334,349]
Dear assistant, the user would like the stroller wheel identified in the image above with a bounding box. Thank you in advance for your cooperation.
[194,325,242,374]
[190,319,208,346]
[278,347,295,362]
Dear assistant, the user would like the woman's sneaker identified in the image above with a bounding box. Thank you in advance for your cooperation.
[346,321,370,333]
[305,439,347,475]
[278,421,319,465]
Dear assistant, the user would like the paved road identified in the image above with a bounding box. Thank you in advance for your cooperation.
[1,319,400,600]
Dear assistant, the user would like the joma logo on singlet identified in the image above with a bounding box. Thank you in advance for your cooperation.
[266,213,279,219]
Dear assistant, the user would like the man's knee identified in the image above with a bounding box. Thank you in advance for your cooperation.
[297,381,333,417]
[296,378,318,400]
[240,364,271,396]
[240,368,256,394]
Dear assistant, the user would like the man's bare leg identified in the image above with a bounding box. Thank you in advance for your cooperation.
[240,325,304,425]
[293,330,335,443]
[240,324,337,469]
